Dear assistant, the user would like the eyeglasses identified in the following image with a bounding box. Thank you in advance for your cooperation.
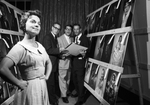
[53,26,61,30]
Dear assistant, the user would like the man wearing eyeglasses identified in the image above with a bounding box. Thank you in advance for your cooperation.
[43,22,66,105]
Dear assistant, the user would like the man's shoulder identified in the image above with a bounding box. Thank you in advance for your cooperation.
[44,32,53,38]
[58,34,65,39]
[46,32,53,36]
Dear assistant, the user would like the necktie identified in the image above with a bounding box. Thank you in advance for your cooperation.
[54,36,58,45]
[75,36,78,44]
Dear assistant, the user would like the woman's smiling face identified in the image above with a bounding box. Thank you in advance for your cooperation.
[25,15,41,36]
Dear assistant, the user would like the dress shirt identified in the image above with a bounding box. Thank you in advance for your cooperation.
[75,33,82,44]
[51,32,56,39]
[64,34,71,44]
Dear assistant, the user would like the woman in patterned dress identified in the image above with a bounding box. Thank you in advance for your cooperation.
[0,10,52,105]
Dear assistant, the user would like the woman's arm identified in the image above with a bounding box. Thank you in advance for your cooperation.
[0,57,28,89]
[45,58,52,80]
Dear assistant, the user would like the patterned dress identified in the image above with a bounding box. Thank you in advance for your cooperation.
[6,41,50,105]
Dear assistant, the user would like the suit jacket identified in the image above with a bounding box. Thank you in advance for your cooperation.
[72,33,90,69]
[43,32,60,72]
[57,34,72,70]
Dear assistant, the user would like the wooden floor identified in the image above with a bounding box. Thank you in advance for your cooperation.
[58,95,131,105]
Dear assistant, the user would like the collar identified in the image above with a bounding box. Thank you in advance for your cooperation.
[51,32,56,38]
[18,41,43,55]
[64,34,70,38]
[64,34,71,44]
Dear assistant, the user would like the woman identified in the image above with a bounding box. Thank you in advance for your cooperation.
[0,10,52,105]
[105,73,117,105]
[121,0,132,27]
[111,35,124,66]
[95,68,106,97]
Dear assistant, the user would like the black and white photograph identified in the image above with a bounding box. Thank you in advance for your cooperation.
[84,61,92,83]
[88,63,99,90]
[103,70,121,105]
[0,0,149,105]
[95,66,108,98]
[94,35,105,60]
[109,32,129,67]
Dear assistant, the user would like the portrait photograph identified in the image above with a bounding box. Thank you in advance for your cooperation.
[115,0,134,28]
[93,35,105,60]
[109,32,129,67]
[100,34,114,63]
[86,13,96,34]
[84,61,92,83]
[88,63,99,90]
[103,69,121,105]
[106,1,120,29]
[95,66,108,98]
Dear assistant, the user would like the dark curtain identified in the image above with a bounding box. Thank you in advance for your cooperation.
[30,0,111,43]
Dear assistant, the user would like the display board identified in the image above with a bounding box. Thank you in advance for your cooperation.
[83,0,143,105]
[84,58,123,105]
[93,32,129,67]
[0,0,23,104]
[87,0,134,67]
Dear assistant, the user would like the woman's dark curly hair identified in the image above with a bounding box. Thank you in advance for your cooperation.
[20,10,41,33]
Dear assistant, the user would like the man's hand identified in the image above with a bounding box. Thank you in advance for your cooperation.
[61,50,69,54]
[79,49,86,57]
[60,47,69,54]
[61,52,71,59]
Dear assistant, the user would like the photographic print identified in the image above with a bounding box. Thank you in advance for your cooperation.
[8,7,19,32]
[100,34,114,63]
[117,0,134,28]
[103,69,121,105]
[84,58,123,105]
[86,13,96,34]
[95,66,108,98]
[120,0,133,28]
[94,35,105,60]
[109,32,129,66]
[98,6,109,31]
[84,61,92,83]
[1,34,13,49]
[88,63,99,90]
[106,1,120,29]
[12,35,19,45]
[89,36,97,58]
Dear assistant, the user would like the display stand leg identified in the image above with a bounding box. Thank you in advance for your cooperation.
[122,32,143,105]
[131,32,143,105]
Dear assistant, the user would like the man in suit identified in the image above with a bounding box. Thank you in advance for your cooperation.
[57,25,73,103]
[43,23,65,105]
[72,24,90,105]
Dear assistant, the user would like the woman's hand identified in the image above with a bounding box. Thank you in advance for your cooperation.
[40,75,49,80]
[17,80,28,90]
